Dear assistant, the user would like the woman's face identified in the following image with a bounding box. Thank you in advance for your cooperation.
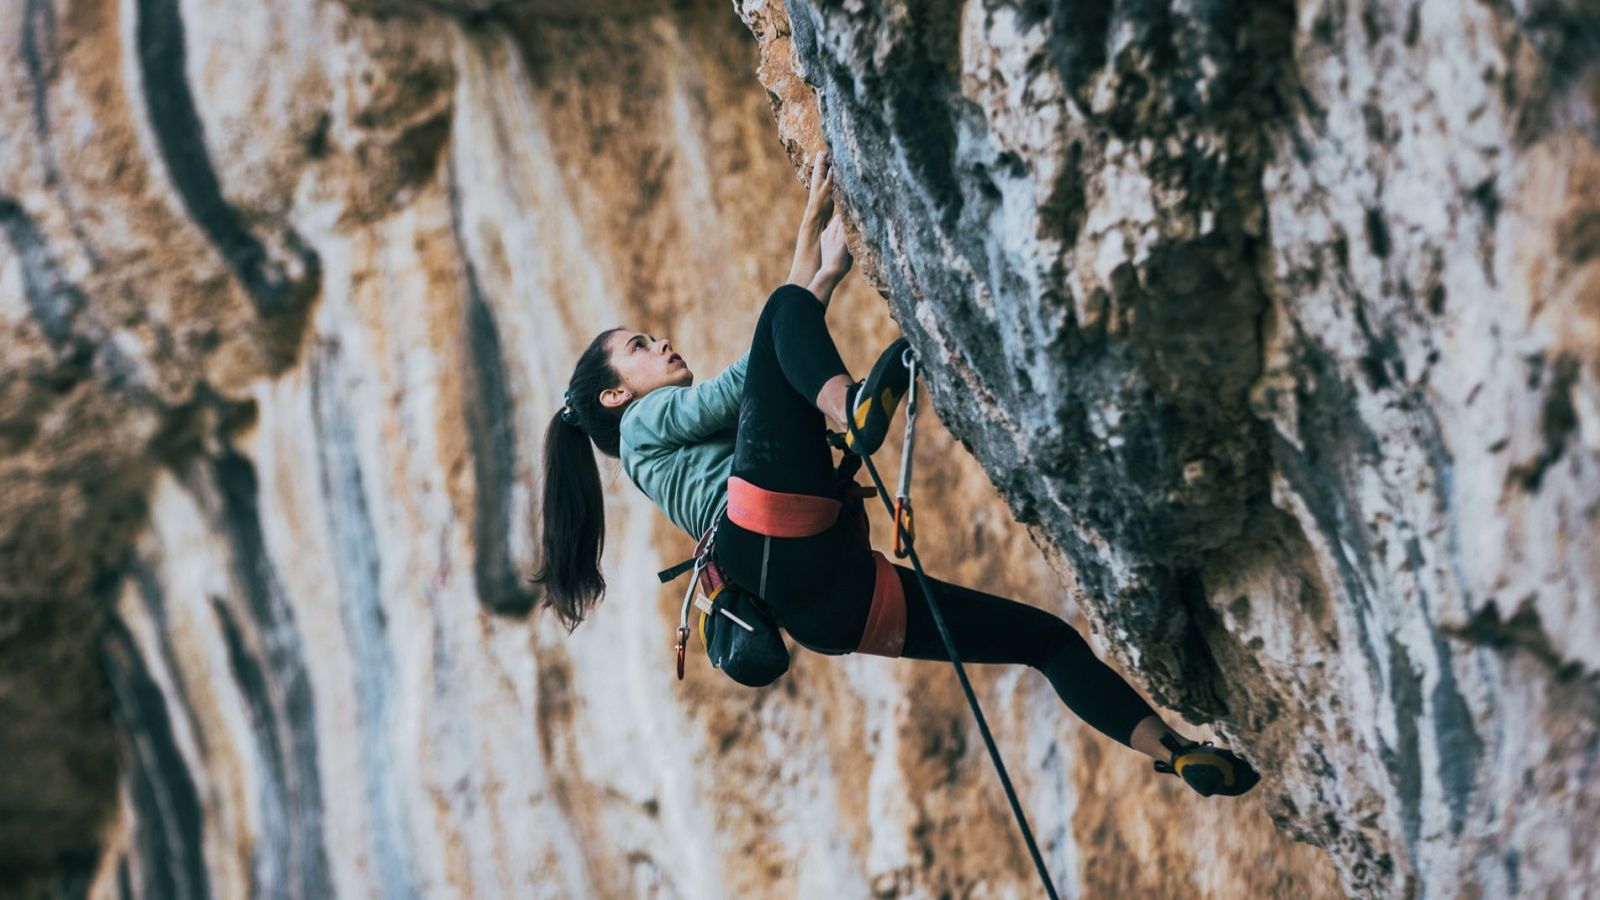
[598,329,693,410]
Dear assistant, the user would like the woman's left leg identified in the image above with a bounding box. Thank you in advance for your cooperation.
[901,571,1161,748]
[779,561,1161,749]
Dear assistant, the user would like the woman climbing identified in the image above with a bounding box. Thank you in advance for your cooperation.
[534,151,1259,799]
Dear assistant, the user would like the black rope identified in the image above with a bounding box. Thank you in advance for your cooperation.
[848,396,1061,900]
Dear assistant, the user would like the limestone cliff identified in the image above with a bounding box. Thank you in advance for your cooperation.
[743,0,1600,895]
[0,0,1592,897]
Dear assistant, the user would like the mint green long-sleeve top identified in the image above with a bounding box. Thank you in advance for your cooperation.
[619,351,750,538]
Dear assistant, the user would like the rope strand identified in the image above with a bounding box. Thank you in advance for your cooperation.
[847,363,1060,900]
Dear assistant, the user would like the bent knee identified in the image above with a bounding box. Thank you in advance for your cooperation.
[763,283,820,318]
[1031,621,1093,671]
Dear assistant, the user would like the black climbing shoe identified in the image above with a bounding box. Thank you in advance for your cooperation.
[1154,734,1261,797]
[843,337,912,456]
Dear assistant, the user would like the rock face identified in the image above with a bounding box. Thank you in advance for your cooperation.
[0,0,1591,897]
[747,0,1600,895]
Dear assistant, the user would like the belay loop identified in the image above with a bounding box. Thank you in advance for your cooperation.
[845,347,1062,900]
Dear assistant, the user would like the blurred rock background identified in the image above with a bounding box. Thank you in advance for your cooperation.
[0,0,1592,896]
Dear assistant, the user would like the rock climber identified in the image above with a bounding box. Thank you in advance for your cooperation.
[533,150,1259,798]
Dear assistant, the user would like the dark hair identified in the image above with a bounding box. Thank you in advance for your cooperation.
[534,328,626,630]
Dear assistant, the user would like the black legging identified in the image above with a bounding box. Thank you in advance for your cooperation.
[713,286,1157,747]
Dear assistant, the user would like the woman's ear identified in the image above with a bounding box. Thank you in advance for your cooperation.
[599,387,632,410]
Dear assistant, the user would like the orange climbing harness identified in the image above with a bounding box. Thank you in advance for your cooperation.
[725,477,907,659]
[661,468,899,680]
[726,476,843,537]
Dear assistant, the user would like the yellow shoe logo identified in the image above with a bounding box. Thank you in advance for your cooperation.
[1174,752,1236,787]
[852,388,899,430]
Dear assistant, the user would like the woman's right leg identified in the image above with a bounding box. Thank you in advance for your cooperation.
[884,570,1260,792]
[900,570,1163,751]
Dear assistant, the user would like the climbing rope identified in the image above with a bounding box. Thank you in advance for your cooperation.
[848,349,1061,900]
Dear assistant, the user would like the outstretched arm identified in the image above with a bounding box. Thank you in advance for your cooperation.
[785,151,835,288]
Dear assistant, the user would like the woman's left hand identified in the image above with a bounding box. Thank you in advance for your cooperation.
[804,214,852,312]
[819,213,853,277]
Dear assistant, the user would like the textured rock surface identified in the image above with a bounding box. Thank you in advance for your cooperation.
[0,0,1591,898]
[752,0,1600,895]
[1,0,1340,896]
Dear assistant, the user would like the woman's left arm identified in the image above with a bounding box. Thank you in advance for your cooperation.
[645,352,750,445]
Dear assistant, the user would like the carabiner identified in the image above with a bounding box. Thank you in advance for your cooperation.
[894,497,915,558]
[675,551,709,681]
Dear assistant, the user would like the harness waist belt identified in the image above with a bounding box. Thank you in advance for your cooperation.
[726,476,842,538]
[723,476,902,658]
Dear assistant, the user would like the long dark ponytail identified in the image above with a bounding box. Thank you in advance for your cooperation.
[535,328,626,630]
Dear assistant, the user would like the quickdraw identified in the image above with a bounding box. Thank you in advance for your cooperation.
[668,514,720,681]
[673,555,705,680]
[893,349,918,558]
